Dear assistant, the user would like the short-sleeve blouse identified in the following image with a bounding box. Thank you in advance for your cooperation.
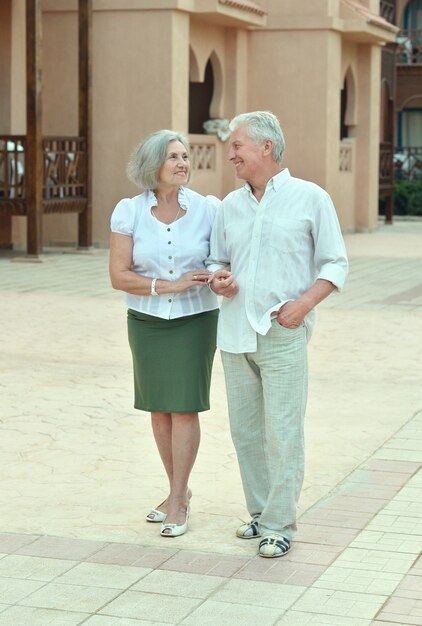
[110,186,219,319]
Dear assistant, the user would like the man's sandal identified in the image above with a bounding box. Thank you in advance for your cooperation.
[258,535,291,558]
[236,516,261,539]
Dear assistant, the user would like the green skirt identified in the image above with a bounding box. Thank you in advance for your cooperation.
[127,308,219,413]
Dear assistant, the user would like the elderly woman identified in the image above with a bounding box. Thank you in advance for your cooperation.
[109,130,219,537]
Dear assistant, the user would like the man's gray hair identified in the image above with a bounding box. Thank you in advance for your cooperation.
[229,111,285,164]
[127,130,191,190]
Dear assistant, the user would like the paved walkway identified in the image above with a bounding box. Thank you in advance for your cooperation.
[0,220,421,625]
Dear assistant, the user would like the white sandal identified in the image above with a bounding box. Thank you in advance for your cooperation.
[160,506,190,537]
[145,504,167,523]
[146,488,192,523]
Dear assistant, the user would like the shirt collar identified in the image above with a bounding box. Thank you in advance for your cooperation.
[271,168,290,191]
[147,186,189,211]
[177,186,189,211]
[243,167,290,194]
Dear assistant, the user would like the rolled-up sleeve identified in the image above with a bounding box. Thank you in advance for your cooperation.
[313,192,349,291]
[206,201,229,272]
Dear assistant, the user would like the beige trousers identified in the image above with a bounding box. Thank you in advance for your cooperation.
[221,321,308,540]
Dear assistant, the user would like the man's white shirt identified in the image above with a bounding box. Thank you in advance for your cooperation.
[207,168,349,353]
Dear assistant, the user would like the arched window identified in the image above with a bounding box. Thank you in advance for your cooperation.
[403,0,422,29]
[189,58,214,134]
[340,67,356,140]
[340,77,349,139]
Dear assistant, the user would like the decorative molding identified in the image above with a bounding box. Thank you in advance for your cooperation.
[190,142,216,171]
[218,0,266,17]
[43,199,87,214]
[339,142,353,173]
[341,0,398,34]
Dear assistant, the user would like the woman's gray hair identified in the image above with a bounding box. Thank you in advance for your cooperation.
[229,111,285,164]
[127,130,191,189]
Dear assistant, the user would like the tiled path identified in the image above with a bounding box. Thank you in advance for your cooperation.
[0,220,421,625]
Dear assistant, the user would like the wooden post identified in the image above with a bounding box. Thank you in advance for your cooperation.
[26,0,43,256]
[384,193,393,224]
[78,0,92,249]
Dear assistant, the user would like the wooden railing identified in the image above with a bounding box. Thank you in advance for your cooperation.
[396,29,422,64]
[43,136,87,199]
[380,0,395,24]
[0,135,87,207]
[0,136,26,201]
[394,147,422,181]
[379,141,393,186]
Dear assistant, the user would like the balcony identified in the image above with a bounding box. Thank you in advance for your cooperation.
[397,29,422,65]
[379,0,395,25]
[0,135,88,217]
[394,147,422,181]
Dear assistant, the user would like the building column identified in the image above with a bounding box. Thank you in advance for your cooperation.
[353,43,382,231]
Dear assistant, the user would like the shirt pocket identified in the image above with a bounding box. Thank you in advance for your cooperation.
[268,218,308,254]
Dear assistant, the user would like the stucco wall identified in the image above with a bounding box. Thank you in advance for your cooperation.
[247,28,353,228]
[2,1,393,249]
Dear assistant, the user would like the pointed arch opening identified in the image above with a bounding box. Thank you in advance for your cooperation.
[188,50,223,135]
[340,66,356,139]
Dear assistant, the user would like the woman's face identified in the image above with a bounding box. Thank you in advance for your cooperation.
[158,140,190,188]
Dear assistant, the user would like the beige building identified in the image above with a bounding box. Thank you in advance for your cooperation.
[0,0,398,251]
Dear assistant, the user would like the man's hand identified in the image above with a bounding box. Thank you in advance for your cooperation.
[209,269,239,298]
[272,300,309,328]
[272,280,336,328]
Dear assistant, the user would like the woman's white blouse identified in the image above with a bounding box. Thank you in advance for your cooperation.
[110,187,219,319]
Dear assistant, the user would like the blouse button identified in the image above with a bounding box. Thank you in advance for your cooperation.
[168,241,171,245]
[168,256,172,259]
[168,298,172,303]
[169,270,174,275]
[167,227,171,232]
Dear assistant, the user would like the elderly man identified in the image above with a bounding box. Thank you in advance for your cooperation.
[208,111,348,558]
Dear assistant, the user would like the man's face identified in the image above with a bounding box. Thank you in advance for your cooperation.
[227,125,266,182]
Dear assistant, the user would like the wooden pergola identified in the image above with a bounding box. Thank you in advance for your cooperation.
[0,0,92,256]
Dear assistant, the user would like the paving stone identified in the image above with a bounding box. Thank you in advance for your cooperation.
[293,588,387,619]
[376,596,422,626]
[180,599,282,625]
[350,530,422,554]
[1,224,422,626]
[98,590,201,622]
[210,578,305,609]
[0,605,87,626]
[55,562,151,589]
[0,555,77,581]
[0,577,45,605]
[18,582,121,612]
[275,612,371,625]
[131,569,226,598]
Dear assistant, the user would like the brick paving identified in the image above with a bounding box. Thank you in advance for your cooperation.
[0,220,421,625]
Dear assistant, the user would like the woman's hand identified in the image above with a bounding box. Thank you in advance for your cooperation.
[173,270,213,293]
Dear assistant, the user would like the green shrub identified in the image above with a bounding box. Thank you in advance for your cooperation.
[393,181,422,216]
